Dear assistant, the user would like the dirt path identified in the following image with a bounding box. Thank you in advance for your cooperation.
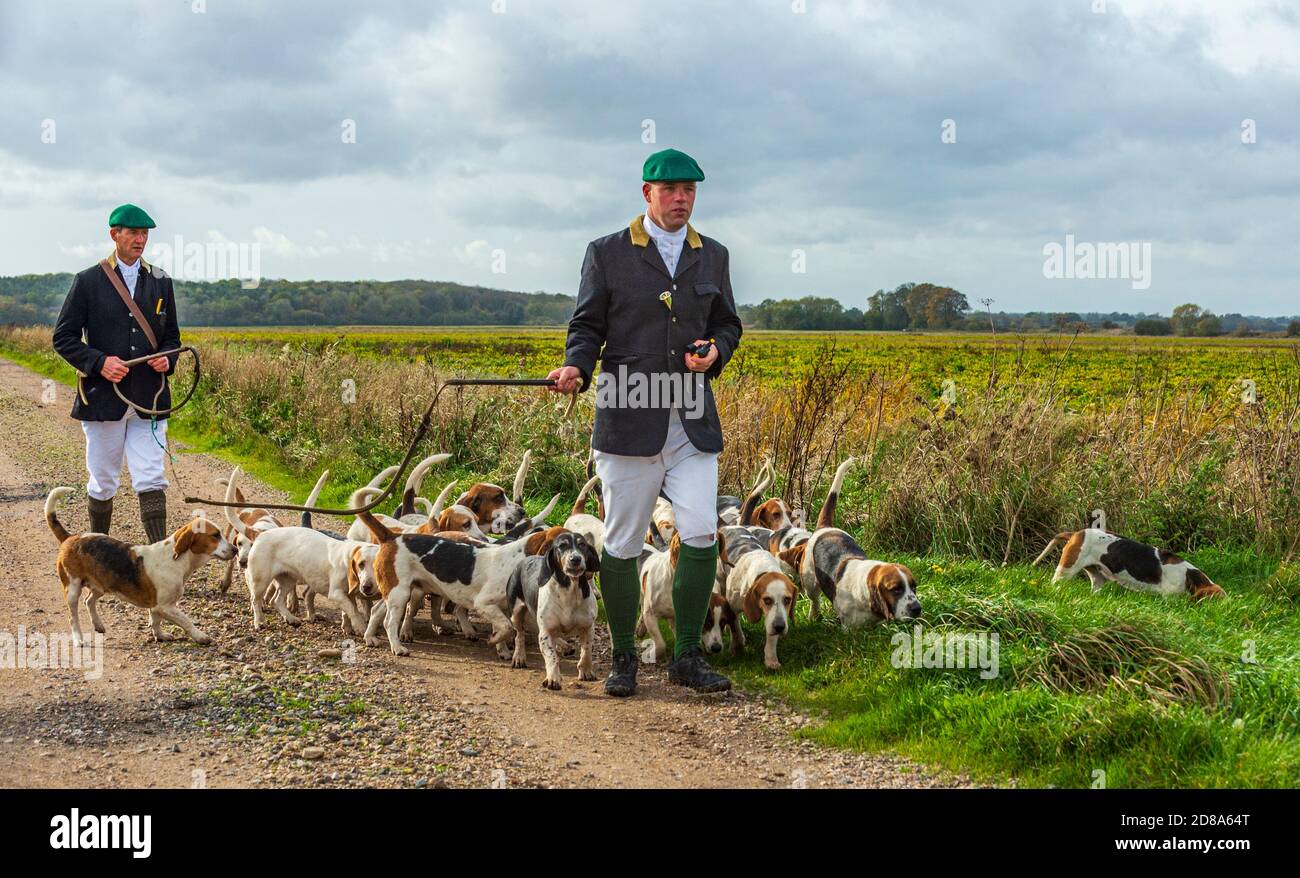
[0,356,976,788]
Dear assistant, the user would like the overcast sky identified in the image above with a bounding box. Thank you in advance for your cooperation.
[1,0,1297,315]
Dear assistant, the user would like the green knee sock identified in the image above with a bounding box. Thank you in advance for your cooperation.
[600,549,641,655]
[672,540,718,660]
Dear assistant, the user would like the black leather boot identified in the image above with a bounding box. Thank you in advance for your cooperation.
[667,647,732,693]
[137,489,169,543]
[87,496,112,535]
[604,651,639,697]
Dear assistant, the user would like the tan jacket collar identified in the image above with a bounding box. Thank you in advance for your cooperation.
[106,250,151,272]
[630,214,701,250]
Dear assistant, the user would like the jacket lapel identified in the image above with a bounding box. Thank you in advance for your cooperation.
[630,214,704,280]
[673,242,701,280]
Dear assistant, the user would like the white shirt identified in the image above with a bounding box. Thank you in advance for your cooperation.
[118,256,141,296]
[643,211,687,277]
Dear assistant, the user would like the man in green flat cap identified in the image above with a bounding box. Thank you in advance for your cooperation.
[549,148,743,696]
[53,204,182,542]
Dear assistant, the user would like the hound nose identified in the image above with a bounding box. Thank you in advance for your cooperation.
[910,603,923,617]
[771,622,786,635]
[708,642,722,654]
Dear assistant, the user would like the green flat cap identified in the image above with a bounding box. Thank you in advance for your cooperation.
[642,148,705,183]
[108,203,156,229]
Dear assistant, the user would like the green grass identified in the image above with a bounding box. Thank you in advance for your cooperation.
[707,549,1300,788]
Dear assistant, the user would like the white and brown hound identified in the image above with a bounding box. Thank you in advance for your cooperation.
[506,528,601,689]
[46,487,234,646]
[796,527,921,628]
[637,534,738,663]
[356,498,560,656]
[1033,529,1225,601]
[225,468,378,634]
[562,474,605,556]
[717,526,800,669]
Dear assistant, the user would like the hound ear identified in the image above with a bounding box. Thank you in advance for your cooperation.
[669,533,682,568]
[742,584,764,624]
[716,529,728,565]
[524,529,555,557]
[581,538,601,574]
[172,524,195,559]
[777,544,806,573]
[542,541,561,581]
[866,567,895,621]
[347,548,362,594]
[1192,584,1225,602]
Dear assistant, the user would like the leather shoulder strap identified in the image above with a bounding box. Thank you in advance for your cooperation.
[99,259,158,351]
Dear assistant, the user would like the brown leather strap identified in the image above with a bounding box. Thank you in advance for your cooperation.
[99,258,158,351]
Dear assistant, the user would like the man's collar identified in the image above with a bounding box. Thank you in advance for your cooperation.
[106,250,150,272]
[629,214,701,250]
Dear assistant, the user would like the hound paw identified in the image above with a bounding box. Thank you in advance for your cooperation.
[511,657,528,669]
[365,636,383,648]
[542,678,562,691]
[193,632,213,646]
[765,659,782,670]
[390,644,411,657]
[578,668,597,682]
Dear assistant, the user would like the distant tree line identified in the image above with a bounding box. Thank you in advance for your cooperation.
[0,274,575,327]
[2,274,1297,335]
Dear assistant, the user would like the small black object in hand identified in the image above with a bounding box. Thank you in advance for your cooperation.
[684,339,713,358]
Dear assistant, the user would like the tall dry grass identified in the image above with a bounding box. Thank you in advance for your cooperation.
[5,325,1297,560]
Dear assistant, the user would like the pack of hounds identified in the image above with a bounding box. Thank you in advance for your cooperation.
[44,450,1224,690]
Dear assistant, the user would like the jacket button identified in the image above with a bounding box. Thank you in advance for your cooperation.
[672,317,677,323]
[670,349,676,355]
[672,284,677,291]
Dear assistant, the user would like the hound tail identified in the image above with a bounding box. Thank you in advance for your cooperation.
[529,493,560,528]
[366,464,401,490]
[428,479,457,522]
[349,485,383,509]
[572,475,600,517]
[399,452,451,516]
[223,468,256,540]
[587,450,605,517]
[299,468,330,528]
[739,457,775,526]
[45,487,75,544]
[356,509,396,543]
[212,477,248,506]
[816,456,856,530]
[512,449,533,505]
[1032,532,1074,567]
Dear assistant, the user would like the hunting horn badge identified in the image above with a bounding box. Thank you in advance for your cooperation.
[659,290,673,310]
